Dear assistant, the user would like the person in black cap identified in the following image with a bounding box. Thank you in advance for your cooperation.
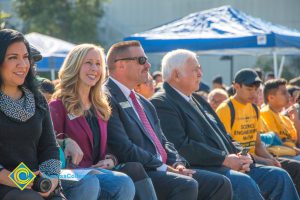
[29,45,48,83]
[234,68,262,87]
[30,44,43,63]
[217,68,300,197]
[29,45,53,100]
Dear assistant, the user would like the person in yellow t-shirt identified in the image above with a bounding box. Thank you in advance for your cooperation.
[257,118,283,147]
[258,117,269,133]
[261,78,300,160]
[217,95,258,154]
[216,69,300,195]
[216,68,281,166]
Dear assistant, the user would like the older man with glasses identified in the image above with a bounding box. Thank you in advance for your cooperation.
[208,88,229,111]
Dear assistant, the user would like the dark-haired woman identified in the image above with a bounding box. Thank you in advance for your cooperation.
[0,29,62,200]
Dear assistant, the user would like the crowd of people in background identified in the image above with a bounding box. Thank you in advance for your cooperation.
[1,28,300,200]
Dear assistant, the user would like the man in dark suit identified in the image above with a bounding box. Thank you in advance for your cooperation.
[105,41,233,200]
[150,49,300,200]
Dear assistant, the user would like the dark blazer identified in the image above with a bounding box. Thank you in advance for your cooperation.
[105,78,186,170]
[151,82,240,168]
[49,99,108,168]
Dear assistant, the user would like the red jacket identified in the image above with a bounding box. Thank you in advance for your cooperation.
[49,99,107,168]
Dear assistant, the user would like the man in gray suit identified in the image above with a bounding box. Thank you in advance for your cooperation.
[105,41,233,200]
[150,49,299,200]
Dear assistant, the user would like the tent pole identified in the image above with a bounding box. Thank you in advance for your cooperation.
[49,57,55,80]
[278,56,285,78]
[50,69,55,80]
[273,52,278,78]
[230,56,234,83]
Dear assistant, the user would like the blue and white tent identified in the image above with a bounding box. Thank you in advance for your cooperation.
[125,5,300,77]
[25,32,75,78]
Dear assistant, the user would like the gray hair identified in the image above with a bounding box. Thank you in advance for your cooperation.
[161,49,197,81]
[208,88,228,103]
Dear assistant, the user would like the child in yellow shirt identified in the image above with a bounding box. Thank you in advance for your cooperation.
[261,78,300,160]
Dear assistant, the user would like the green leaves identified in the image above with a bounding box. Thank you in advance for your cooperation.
[13,0,106,44]
[0,10,11,29]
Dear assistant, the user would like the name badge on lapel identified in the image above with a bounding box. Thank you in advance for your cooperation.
[67,113,78,121]
[119,101,131,109]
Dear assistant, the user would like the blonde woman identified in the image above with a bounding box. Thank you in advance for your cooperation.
[49,44,135,200]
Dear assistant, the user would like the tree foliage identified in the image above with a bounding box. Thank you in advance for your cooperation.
[0,5,11,29]
[13,0,106,44]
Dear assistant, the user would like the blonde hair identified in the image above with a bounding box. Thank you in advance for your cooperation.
[52,44,111,120]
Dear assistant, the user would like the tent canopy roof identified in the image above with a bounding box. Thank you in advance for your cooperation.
[125,5,300,55]
[24,32,76,72]
[25,32,75,58]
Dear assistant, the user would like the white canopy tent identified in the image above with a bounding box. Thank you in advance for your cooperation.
[25,32,76,80]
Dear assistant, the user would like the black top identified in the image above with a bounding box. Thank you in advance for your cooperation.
[85,110,101,164]
[0,97,59,198]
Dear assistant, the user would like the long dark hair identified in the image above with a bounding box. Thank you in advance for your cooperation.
[0,29,44,107]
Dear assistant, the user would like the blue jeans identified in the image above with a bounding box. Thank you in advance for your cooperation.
[248,165,299,200]
[224,165,299,200]
[224,169,263,200]
[94,168,135,200]
[61,175,100,200]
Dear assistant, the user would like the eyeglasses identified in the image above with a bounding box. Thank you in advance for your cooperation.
[114,56,148,65]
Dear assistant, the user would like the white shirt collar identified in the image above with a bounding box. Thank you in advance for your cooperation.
[109,77,133,99]
[109,76,141,120]
[170,85,191,102]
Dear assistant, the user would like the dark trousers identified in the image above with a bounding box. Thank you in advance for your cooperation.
[278,157,300,195]
[3,189,44,200]
[2,186,66,200]
[117,162,149,182]
[147,169,232,200]
[117,162,158,200]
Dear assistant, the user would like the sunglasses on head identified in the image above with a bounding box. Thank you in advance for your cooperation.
[114,56,148,65]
